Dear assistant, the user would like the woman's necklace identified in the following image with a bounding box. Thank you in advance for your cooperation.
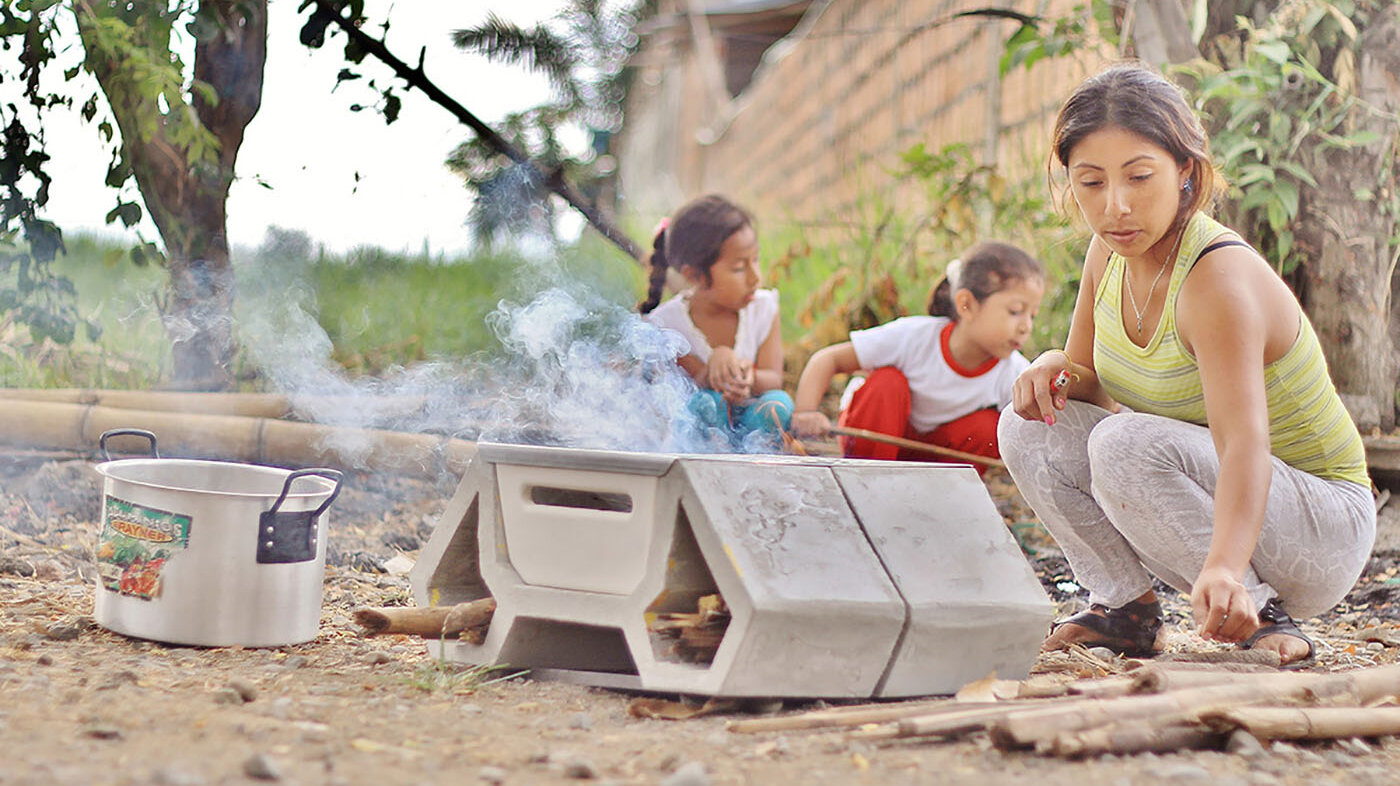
[1124,226,1184,336]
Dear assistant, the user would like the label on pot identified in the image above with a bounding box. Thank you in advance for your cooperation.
[96,497,192,601]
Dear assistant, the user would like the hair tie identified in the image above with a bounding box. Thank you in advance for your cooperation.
[653,217,670,240]
[944,257,964,291]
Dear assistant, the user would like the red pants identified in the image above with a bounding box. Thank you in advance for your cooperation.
[838,366,1001,473]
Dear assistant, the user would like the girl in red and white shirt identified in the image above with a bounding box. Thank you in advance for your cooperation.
[792,242,1044,468]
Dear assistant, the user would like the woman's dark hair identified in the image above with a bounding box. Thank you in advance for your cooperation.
[638,194,754,314]
[1051,61,1218,224]
[927,241,1043,318]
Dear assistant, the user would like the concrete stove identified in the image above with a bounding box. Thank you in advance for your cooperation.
[410,443,1053,698]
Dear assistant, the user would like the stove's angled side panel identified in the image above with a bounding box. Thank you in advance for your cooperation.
[671,459,905,698]
[410,455,493,610]
[409,455,507,666]
[833,465,1054,697]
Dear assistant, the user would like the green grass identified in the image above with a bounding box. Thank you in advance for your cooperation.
[2,228,644,388]
[398,659,523,694]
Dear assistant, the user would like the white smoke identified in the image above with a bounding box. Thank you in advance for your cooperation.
[235,229,741,464]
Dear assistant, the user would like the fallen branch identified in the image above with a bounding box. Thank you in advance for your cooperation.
[353,597,496,643]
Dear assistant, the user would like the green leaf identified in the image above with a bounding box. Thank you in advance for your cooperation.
[1274,179,1300,220]
[1254,40,1291,66]
[1275,160,1318,187]
[105,201,142,228]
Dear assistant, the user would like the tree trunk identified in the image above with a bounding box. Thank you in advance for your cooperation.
[76,0,267,391]
[1295,8,1400,431]
[1128,0,1199,67]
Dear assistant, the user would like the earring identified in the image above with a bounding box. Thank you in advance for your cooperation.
[1181,179,1193,192]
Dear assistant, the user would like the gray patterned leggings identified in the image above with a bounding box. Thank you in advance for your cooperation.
[997,401,1375,618]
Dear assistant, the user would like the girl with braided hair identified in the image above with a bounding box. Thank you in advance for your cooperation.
[640,194,793,446]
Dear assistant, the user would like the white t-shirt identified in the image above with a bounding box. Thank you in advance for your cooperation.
[645,289,780,364]
[848,315,1028,433]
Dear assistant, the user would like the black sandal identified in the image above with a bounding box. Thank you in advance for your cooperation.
[1242,597,1316,670]
[1049,596,1164,658]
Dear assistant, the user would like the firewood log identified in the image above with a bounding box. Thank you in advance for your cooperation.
[353,597,496,639]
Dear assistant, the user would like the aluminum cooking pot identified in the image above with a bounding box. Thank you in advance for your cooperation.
[92,429,344,647]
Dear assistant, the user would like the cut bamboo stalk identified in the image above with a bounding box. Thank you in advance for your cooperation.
[986,666,1400,749]
[1201,706,1400,740]
[1131,664,1289,694]
[0,399,475,481]
[1048,721,1223,757]
[828,425,1006,468]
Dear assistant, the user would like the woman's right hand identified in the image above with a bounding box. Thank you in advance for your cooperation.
[1011,351,1073,425]
[790,410,832,438]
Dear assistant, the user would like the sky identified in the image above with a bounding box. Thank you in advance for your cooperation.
[29,1,575,257]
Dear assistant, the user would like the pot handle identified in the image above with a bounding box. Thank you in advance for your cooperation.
[268,469,345,518]
[99,429,160,461]
[257,469,344,565]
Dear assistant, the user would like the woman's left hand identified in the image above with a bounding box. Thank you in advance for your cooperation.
[1190,565,1260,643]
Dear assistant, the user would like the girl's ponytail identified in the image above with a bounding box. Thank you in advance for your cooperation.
[637,221,671,314]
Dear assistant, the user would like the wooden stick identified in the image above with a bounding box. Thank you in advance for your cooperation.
[1201,706,1400,740]
[828,425,1005,468]
[727,700,1020,734]
[353,598,496,640]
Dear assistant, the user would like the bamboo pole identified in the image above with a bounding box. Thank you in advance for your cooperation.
[726,699,1021,734]
[0,388,295,418]
[985,666,1400,749]
[1201,706,1400,740]
[0,387,430,421]
[828,425,1006,468]
[1130,664,1288,694]
[0,399,475,481]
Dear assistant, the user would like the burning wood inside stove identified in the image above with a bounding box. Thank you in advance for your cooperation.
[647,594,730,663]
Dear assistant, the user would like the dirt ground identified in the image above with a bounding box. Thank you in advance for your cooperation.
[3,451,1400,786]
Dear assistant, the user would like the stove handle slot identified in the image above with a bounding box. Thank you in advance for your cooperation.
[527,485,634,514]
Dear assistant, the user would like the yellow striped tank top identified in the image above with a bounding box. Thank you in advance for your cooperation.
[1093,212,1368,486]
